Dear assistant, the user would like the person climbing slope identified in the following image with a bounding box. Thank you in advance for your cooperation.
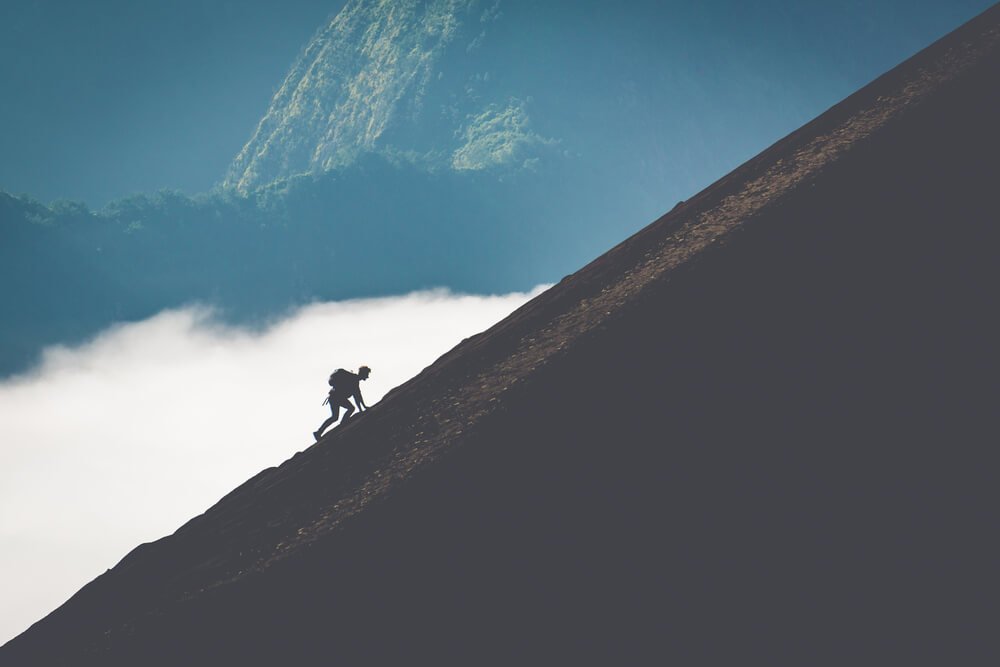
[314,366,371,440]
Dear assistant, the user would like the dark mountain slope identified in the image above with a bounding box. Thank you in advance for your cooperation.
[4,5,1000,665]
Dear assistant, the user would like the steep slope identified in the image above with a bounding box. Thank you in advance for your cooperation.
[5,4,1000,665]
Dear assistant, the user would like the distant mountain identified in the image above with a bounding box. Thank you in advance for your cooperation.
[221,0,743,201]
[4,5,999,664]
[1,2,685,377]
[225,0,554,191]
[3,0,865,378]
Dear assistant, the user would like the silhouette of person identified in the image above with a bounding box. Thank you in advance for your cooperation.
[314,366,371,440]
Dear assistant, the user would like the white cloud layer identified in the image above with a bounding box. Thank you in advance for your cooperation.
[0,286,547,645]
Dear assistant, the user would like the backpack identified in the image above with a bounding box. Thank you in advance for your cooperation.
[328,368,352,389]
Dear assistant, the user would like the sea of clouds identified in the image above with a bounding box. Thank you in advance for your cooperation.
[0,285,547,645]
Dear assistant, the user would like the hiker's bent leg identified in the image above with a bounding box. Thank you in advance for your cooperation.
[317,414,338,436]
[339,398,355,423]
[316,401,340,437]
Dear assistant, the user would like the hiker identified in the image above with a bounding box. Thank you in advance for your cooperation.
[314,366,371,440]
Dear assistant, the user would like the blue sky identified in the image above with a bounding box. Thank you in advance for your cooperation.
[0,0,993,206]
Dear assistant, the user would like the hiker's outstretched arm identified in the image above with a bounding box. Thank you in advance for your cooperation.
[355,391,367,410]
